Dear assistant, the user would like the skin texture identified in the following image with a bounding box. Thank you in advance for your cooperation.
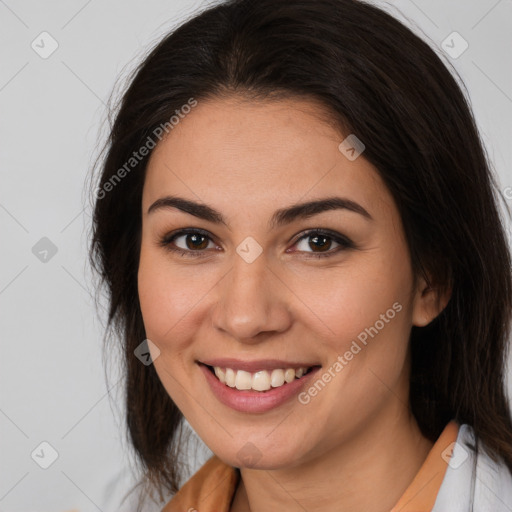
[137,96,449,512]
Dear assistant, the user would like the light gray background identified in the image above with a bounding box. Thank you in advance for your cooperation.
[1,1,511,511]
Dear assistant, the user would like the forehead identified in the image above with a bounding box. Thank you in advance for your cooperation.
[142,96,391,221]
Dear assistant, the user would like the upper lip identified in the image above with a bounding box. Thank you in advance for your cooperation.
[199,358,320,372]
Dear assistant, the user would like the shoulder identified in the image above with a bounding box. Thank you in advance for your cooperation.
[433,423,512,512]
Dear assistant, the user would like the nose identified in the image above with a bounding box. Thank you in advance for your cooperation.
[211,251,292,344]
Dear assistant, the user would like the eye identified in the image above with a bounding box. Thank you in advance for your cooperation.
[159,228,217,258]
[290,229,354,258]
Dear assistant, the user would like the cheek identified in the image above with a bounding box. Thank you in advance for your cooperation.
[288,246,413,416]
[137,245,209,343]
[137,246,205,411]
[137,260,172,341]
[289,254,412,355]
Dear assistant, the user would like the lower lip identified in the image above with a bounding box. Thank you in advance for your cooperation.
[198,363,321,413]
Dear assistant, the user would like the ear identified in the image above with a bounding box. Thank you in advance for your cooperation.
[412,274,452,327]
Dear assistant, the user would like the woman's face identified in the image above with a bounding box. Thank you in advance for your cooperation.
[138,95,435,469]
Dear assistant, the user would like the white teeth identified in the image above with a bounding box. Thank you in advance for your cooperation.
[214,366,226,384]
[235,370,252,390]
[212,366,310,391]
[270,369,285,387]
[225,368,236,387]
[284,369,295,383]
[252,371,271,391]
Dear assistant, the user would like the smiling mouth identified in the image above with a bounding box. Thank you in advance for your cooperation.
[203,364,318,392]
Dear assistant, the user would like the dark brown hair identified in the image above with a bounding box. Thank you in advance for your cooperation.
[89,0,512,508]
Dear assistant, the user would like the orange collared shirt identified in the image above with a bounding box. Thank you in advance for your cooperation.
[162,420,459,512]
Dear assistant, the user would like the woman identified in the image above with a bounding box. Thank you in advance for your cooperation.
[89,0,512,510]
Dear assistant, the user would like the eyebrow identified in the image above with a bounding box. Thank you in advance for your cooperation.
[147,195,373,228]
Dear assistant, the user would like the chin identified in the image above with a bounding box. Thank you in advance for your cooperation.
[214,442,306,471]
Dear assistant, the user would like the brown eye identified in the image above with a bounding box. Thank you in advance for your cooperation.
[305,234,334,252]
[181,233,210,250]
[159,228,216,257]
[292,229,354,258]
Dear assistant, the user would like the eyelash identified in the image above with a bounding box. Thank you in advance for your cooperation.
[158,228,355,259]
